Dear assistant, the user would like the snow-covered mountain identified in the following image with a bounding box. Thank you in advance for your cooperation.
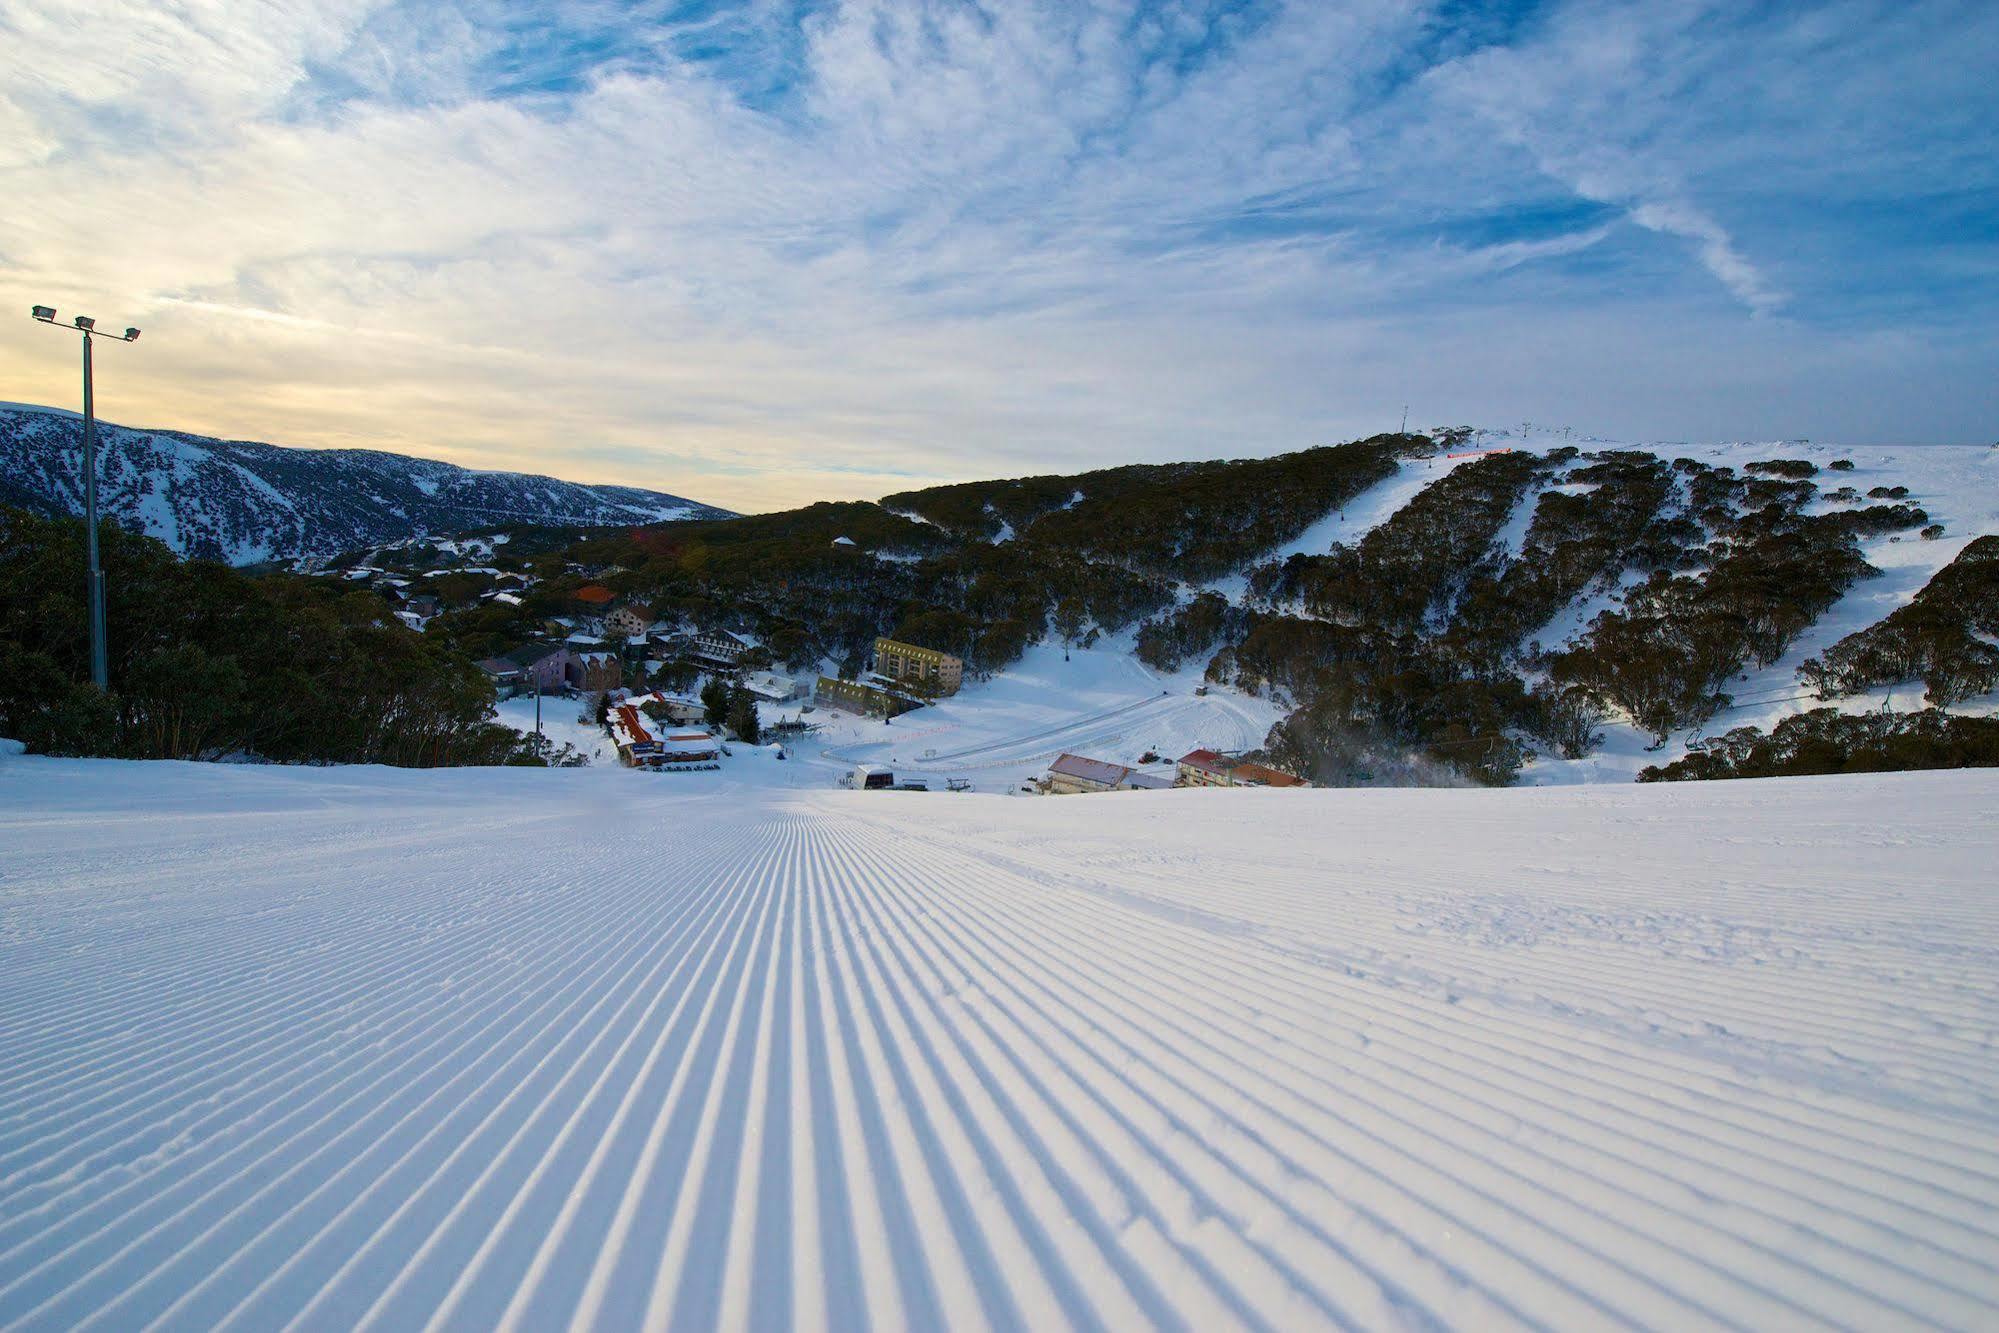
[0,403,732,564]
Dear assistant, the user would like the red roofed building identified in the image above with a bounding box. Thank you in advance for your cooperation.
[609,703,659,766]
[1175,749,1233,787]
[1175,749,1310,788]
[610,704,719,768]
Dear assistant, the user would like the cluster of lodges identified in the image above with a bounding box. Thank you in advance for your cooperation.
[813,636,964,718]
[1043,754,1175,794]
[606,693,721,770]
[1042,748,1309,794]
[323,530,534,627]
[335,562,531,633]
[477,586,805,705]
[477,639,623,696]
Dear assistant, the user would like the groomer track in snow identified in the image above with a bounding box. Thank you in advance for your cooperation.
[1,759,1996,1329]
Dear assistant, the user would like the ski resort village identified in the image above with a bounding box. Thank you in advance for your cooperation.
[481,610,1305,796]
[7,2,1999,1324]
[312,530,1309,794]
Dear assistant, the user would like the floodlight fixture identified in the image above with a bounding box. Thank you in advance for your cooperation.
[31,305,56,321]
[125,328,141,341]
[72,315,95,331]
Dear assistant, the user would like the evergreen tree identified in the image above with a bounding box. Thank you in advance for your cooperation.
[726,685,761,744]
[701,677,731,728]
[1053,596,1086,647]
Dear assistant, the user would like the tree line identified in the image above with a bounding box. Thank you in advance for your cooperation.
[1639,708,1999,781]
[0,509,537,765]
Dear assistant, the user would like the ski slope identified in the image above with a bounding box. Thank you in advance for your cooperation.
[2,754,1996,1330]
[782,640,1283,789]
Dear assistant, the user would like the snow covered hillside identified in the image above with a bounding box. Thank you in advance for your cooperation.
[2,755,1995,1329]
[803,640,1282,791]
[0,403,730,564]
[1206,432,1999,784]
[1486,434,1999,780]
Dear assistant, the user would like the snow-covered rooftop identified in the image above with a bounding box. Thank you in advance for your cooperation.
[1048,751,1130,786]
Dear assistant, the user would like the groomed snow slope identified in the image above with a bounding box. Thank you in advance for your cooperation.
[804,640,1284,790]
[2,760,1996,1330]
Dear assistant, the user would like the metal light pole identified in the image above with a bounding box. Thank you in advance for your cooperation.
[30,306,141,691]
[29,309,138,695]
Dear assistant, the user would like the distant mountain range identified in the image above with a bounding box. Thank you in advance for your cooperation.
[0,403,732,564]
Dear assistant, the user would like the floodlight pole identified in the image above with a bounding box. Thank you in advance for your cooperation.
[80,332,107,690]
[29,306,140,692]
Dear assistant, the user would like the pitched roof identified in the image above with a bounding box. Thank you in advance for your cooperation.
[572,584,616,604]
[501,640,568,668]
[1119,771,1175,790]
[610,703,654,748]
[634,690,703,709]
[1178,748,1229,771]
[476,656,523,676]
[1049,753,1132,787]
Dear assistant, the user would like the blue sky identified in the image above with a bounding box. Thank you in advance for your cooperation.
[3,0,1994,510]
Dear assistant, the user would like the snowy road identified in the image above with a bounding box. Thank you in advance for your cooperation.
[2,759,1996,1330]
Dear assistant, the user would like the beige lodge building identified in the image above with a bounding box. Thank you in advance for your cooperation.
[872,637,964,696]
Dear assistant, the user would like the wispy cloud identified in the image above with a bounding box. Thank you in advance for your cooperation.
[2,0,1994,510]
[1422,1,1787,313]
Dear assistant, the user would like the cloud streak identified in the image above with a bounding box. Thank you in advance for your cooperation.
[1,0,1994,510]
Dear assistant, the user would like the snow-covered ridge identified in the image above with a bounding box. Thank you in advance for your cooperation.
[0,758,1994,1327]
[1197,432,1999,778]
[0,403,732,564]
